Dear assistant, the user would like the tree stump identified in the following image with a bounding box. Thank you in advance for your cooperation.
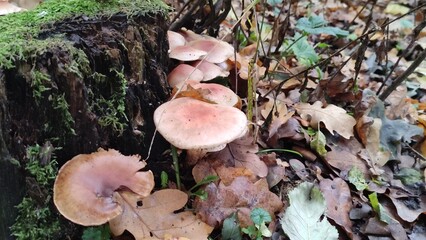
[0,0,170,238]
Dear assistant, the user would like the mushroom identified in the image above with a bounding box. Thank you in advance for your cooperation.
[0,1,24,15]
[187,39,234,63]
[53,148,154,226]
[167,64,204,88]
[167,30,186,51]
[192,60,229,81]
[184,83,242,109]
[169,45,207,61]
[153,97,247,152]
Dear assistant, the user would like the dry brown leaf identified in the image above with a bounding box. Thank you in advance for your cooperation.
[206,134,268,178]
[387,195,426,223]
[194,177,283,227]
[325,137,369,177]
[260,99,295,140]
[319,178,358,240]
[109,189,213,240]
[295,101,356,139]
[192,158,257,185]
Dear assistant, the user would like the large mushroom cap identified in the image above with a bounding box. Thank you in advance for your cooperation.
[189,83,242,109]
[153,97,248,151]
[53,149,154,226]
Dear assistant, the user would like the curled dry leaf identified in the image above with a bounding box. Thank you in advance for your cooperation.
[387,195,426,223]
[295,101,356,139]
[109,189,213,240]
[194,177,283,227]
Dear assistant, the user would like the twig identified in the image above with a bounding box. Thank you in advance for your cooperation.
[379,49,426,101]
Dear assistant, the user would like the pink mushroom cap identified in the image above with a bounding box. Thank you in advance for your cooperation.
[154,97,247,151]
[168,64,204,88]
[53,149,154,226]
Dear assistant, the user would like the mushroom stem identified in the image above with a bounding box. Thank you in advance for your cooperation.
[171,145,181,190]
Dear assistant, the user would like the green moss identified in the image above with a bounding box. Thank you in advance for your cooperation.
[10,144,61,240]
[88,68,128,135]
[0,0,169,68]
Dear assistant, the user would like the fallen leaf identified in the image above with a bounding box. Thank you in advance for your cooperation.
[260,99,295,140]
[280,182,339,240]
[206,135,268,178]
[387,195,426,223]
[295,101,356,139]
[325,137,369,177]
[319,178,357,239]
[109,189,213,240]
[194,177,283,227]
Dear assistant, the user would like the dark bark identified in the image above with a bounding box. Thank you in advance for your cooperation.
[0,10,170,239]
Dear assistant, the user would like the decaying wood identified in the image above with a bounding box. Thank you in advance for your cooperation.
[0,8,170,240]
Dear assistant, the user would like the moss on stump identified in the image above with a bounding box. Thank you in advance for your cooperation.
[0,0,170,239]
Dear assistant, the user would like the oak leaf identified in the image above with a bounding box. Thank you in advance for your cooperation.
[109,189,213,240]
[295,101,356,139]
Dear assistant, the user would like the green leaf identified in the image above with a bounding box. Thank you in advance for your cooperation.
[242,225,257,238]
[222,213,242,240]
[368,192,392,224]
[394,168,423,186]
[251,208,272,226]
[348,167,368,191]
[82,225,110,240]
[289,33,319,67]
[160,171,168,189]
[310,129,327,156]
[280,182,338,240]
[296,14,349,37]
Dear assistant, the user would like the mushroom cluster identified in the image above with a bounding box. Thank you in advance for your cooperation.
[158,30,248,154]
[53,148,154,226]
[167,29,233,88]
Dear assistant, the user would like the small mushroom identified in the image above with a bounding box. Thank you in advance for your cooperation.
[188,39,234,63]
[53,148,154,226]
[169,45,207,61]
[167,30,186,51]
[153,97,247,151]
[167,64,204,88]
[192,60,229,81]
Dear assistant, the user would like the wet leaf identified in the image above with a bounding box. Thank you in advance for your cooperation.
[310,129,327,156]
[394,168,423,186]
[195,177,283,227]
[296,14,349,37]
[109,190,213,240]
[295,101,356,139]
[368,192,392,224]
[206,135,268,178]
[222,213,242,240]
[280,182,338,240]
[320,178,356,239]
[348,167,368,191]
